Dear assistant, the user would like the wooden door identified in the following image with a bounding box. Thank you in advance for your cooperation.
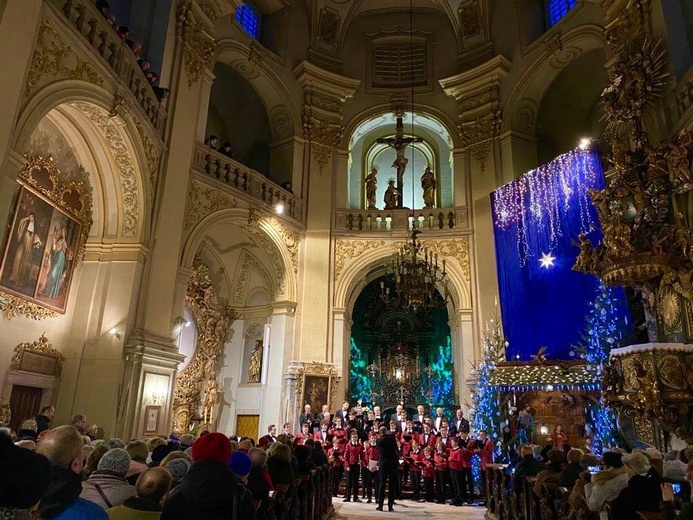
[10,384,42,432]
[236,414,260,441]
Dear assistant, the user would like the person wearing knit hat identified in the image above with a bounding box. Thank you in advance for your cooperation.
[164,458,191,487]
[191,432,232,464]
[610,451,662,518]
[230,451,252,478]
[81,448,135,509]
[162,434,256,519]
[0,432,52,517]
[149,444,174,468]
[663,459,688,481]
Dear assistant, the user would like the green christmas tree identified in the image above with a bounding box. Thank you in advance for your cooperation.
[469,307,507,442]
[571,281,630,454]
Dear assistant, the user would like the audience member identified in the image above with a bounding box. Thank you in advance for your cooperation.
[585,450,628,513]
[533,449,566,496]
[37,425,108,519]
[205,135,219,150]
[513,444,546,497]
[37,405,55,433]
[219,142,233,158]
[0,431,52,518]
[16,419,38,442]
[84,443,111,478]
[161,433,256,519]
[106,467,172,520]
[81,448,136,509]
[71,414,88,435]
[610,451,662,519]
[163,458,191,491]
[267,442,294,486]
[559,448,584,488]
[125,440,150,485]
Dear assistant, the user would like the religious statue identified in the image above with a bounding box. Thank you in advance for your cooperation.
[376,116,423,209]
[420,165,436,209]
[248,339,263,383]
[383,179,400,210]
[202,378,220,425]
[365,166,378,210]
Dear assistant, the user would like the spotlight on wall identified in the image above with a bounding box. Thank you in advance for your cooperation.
[578,137,592,150]
[275,203,285,215]
[110,328,121,340]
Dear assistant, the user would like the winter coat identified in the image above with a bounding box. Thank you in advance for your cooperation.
[107,496,163,519]
[161,459,256,520]
[80,471,135,509]
[36,414,52,434]
[126,461,149,486]
[39,466,108,520]
[266,457,294,487]
[610,469,663,519]
[663,501,693,520]
[584,466,629,512]
[559,462,584,488]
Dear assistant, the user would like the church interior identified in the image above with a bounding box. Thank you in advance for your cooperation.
[2,0,693,519]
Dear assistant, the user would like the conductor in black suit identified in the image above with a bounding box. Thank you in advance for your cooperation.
[376,426,400,512]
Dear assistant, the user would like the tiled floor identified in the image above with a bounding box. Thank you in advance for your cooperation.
[334,499,487,519]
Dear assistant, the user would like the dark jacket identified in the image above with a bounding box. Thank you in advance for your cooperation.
[39,466,108,520]
[663,501,693,520]
[266,457,294,486]
[15,429,38,442]
[559,462,584,488]
[376,433,399,467]
[611,469,662,520]
[106,496,162,519]
[36,414,52,433]
[513,455,546,495]
[161,459,256,520]
[246,467,270,500]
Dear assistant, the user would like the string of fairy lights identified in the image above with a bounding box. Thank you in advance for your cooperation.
[493,145,600,265]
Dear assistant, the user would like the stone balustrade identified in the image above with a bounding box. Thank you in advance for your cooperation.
[192,143,304,223]
[51,0,167,135]
[334,207,468,233]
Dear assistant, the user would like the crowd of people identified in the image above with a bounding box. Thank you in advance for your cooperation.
[93,1,168,102]
[506,439,693,519]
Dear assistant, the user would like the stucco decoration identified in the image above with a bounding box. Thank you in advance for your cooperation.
[68,102,141,237]
[334,240,386,281]
[185,181,239,232]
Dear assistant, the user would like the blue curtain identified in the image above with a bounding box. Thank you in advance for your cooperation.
[491,148,627,360]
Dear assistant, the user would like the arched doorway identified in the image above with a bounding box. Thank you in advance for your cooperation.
[348,276,455,414]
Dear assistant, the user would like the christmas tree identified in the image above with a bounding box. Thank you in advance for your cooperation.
[469,306,507,441]
[349,338,373,403]
[571,281,630,454]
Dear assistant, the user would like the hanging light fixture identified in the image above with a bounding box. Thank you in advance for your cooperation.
[380,0,448,312]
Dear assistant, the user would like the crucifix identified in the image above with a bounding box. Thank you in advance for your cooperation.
[377,116,423,209]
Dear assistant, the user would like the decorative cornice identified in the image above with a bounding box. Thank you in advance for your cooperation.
[460,112,500,170]
[25,20,103,96]
[10,333,64,376]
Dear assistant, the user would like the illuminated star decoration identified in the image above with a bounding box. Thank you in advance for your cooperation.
[539,252,556,269]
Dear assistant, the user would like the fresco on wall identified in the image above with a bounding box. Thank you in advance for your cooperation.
[24,118,85,183]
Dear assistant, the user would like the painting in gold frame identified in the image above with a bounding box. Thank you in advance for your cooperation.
[0,157,91,316]
[301,374,331,414]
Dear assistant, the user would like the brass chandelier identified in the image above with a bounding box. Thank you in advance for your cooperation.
[380,229,449,311]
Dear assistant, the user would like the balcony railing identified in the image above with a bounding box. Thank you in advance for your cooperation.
[192,143,304,223]
[334,207,467,233]
[51,0,166,135]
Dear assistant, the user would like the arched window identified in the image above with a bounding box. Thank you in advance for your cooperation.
[235,2,262,39]
[545,0,577,28]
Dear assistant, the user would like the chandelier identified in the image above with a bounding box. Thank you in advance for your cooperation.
[380,229,448,311]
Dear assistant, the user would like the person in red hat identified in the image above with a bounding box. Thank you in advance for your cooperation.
[162,433,256,519]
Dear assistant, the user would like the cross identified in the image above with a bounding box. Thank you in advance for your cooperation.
[377,117,423,209]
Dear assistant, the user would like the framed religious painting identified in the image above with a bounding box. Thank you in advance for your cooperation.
[301,374,331,413]
[144,405,161,435]
[0,156,92,317]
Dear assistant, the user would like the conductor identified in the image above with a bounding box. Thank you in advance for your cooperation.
[375,426,399,512]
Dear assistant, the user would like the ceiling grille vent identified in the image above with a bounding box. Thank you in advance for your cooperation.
[372,39,427,88]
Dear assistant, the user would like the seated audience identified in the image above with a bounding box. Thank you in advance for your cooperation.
[70,414,88,435]
[295,444,316,475]
[16,419,38,442]
[610,451,663,519]
[163,458,191,491]
[585,450,628,513]
[37,425,108,519]
[84,443,111,478]
[106,467,172,520]
[161,433,256,519]
[513,444,546,496]
[36,405,55,433]
[559,448,585,488]
[125,440,150,485]
[81,448,136,509]
[534,449,566,496]
[267,442,295,487]
[0,431,53,518]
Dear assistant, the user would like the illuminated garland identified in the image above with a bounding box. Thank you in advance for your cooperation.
[492,147,600,265]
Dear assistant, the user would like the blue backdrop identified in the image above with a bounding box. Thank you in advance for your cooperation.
[491,147,628,361]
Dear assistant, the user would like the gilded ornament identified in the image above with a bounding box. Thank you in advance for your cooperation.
[657,355,686,390]
[69,102,140,236]
[295,362,342,412]
[10,333,64,377]
[172,258,236,432]
[185,181,238,232]
[25,21,104,96]
[659,285,681,330]
[420,238,471,282]
[176,2,216,87]
[0,292,58,320]
[334,240,386,280]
